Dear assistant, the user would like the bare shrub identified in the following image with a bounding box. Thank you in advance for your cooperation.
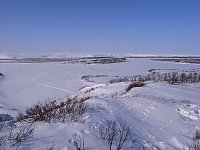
[189,140,200,150]
[0,120,5,131]
[15,97,89,123]
[0,121,34,149]
[0,115,14,148]
[0,133,6,149]
[188,130,200,150]
[8,123,34,145]
[95,120,135,150]
[126,82,146,92]
[72,134,85,150]
[194,130,200,141]
[45,144,56,150]
[167,72,179,84]
[56,97,89,122]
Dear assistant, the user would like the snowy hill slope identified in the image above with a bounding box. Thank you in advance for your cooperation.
[1,57,200,149]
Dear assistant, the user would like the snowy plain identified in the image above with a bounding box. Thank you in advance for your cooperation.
[0,53,200,149]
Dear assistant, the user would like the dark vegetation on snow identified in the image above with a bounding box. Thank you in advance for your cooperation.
[0,57,127,64]
[94,120,138,150]
[110,72,200,85]
[125,82,146,92]
[189,130,200,150]
[151,58,200,64]
[1,56,200,64]
[0,97,90,149]
[81,71,200,85]
[0,73,3,77]
[1,63,200,149]
[0,96,143,150]
[15,97,90,123]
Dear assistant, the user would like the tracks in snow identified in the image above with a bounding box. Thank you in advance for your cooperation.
[31,78,75,94]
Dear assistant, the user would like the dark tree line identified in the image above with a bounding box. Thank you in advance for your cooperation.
[110,72,200,85]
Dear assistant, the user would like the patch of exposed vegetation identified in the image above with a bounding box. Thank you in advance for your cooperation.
[64,57,126,64]
[126,82,146,92]
[0,96,90,149]
[81,75,109,82]
[94,120,137,150]
[15,97,90,123]
[0,97,143,150]
[0,120,34,149]
[151,58,200,64]
[1,57,127,64]
[110,71,200,85]
[188,130,200,150]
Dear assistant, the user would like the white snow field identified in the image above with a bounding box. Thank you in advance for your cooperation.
[1,54,200,149]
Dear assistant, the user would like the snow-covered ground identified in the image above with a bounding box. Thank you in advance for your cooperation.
[1,55,200,149]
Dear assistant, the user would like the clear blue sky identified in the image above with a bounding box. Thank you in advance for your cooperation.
[0,0,200,54]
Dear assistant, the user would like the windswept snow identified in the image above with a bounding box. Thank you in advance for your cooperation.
[0,56,200,149]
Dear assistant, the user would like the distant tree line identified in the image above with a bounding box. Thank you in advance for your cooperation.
[110,72,200,85]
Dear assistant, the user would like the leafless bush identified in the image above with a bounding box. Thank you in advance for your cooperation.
[0,119,7,149]
[0,121,34,149]
[189,140,200,150]
[0,114,15,148]
[95,120,135,150]
[0,120,5,131]
[187,130,200,150]
[15,97,90,123]
[126,82,146,92]
[72,134,85,150]
[8,122,34,145]
[165,72,200,84]
[56,97,89,122]
[193,130,200,141]
[45,144,56,150]
[0,134,6,149]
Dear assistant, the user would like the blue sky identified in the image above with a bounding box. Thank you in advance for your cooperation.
[0,0,200,54]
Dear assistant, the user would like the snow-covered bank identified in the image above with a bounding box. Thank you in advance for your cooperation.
[1,57,200,149]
